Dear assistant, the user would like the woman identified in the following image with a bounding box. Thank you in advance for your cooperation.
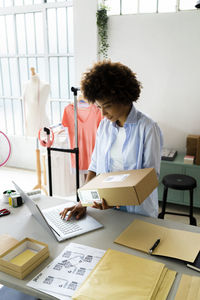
[60,61,163,220]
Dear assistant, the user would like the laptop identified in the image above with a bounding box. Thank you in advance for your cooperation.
[13,182,103,242]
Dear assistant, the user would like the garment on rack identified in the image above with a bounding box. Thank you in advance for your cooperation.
[50,128,85,196]
[22,74,50,137]
[62,104,102,170]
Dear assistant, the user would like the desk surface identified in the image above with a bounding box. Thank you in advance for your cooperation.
[0,195,200,299]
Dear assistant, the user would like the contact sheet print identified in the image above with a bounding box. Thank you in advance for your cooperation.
[27,243,105,299]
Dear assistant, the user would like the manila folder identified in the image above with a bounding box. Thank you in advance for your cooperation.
[115,219,200,262]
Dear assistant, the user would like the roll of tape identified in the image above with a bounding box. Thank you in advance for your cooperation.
[8,195,23,208]
[2,190,16,204]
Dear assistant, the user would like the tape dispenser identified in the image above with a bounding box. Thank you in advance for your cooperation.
[3,190,23,207]
[3,189,41,208]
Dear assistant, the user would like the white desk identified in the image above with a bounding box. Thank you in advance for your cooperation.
[0,195,200,299]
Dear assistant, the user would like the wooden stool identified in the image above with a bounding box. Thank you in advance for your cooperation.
[158,174,197,226]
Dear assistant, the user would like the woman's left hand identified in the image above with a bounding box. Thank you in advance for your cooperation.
[92,198,115,210]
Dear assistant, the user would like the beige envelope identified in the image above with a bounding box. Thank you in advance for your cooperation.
[154,269,176,300]
[175,274,200,300]
[72,248,176,300]
[115,219,200,262]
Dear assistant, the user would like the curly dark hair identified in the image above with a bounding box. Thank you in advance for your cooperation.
[81,61,142,105]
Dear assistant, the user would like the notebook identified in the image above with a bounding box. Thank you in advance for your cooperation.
[187,251,200,272]
[13,181,103,242]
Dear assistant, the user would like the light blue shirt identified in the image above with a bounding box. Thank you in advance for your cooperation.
[88,104,163,218]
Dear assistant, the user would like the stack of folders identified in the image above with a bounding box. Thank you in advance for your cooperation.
[72,248,176,300]
[175,274,200,300]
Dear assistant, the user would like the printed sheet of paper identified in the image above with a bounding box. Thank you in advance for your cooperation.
[27,243,105,299]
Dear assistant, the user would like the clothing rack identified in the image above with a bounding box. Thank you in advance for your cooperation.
[47,87,80,201]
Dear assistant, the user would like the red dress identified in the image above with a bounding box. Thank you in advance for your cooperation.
[62,104,102,170]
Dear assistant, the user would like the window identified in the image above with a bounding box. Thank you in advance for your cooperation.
[0,0,74,135]
[106,0,197,15]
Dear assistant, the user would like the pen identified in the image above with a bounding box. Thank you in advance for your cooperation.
[149,239,160,254]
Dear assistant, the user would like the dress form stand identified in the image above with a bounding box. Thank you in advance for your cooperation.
[24,67,48,194]
[42,153,47,186]
[23,67,50,137]
[33,138,48,195]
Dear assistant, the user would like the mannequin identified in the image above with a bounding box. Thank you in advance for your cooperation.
[23,68,50,137]
[23,68,49,194]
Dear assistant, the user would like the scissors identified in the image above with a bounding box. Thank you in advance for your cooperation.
[0,208,10,217]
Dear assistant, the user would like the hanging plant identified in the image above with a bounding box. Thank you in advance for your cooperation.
[96,4,109,59]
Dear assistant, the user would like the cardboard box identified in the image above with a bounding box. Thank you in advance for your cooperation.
[0,234,19,256]
[0,238,49,279]
[184,155,195,165]
[78,168,158,207]
[186,135,200,165]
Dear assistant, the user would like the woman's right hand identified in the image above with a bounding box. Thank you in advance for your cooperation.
[59,202,86,221]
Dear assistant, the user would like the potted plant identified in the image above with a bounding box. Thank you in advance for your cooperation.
[96,3,109,59]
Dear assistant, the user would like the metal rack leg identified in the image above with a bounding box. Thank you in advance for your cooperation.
[47,147,52,196]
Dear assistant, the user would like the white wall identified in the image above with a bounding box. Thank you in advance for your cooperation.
[5,4,200,169]
[74,0,98,85]
[3,136,36,170]
[108,10,200,152]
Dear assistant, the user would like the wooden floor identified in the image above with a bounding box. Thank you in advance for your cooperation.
[158,202,200,226]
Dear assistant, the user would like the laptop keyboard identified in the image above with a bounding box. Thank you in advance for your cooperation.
[44,208,82,235]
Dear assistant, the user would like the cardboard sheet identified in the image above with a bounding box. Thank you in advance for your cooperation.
[0,237,49,279]
[72,248,176,300]
[10,249,36,266]
[175,274,200,300]
[0,234,19,256]
[115,219,200,262]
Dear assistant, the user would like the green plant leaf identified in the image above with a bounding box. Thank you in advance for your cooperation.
[96,6,109,59]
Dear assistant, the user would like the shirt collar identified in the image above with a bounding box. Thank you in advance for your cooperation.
[125,104,138,124]
[111,104,138,127]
